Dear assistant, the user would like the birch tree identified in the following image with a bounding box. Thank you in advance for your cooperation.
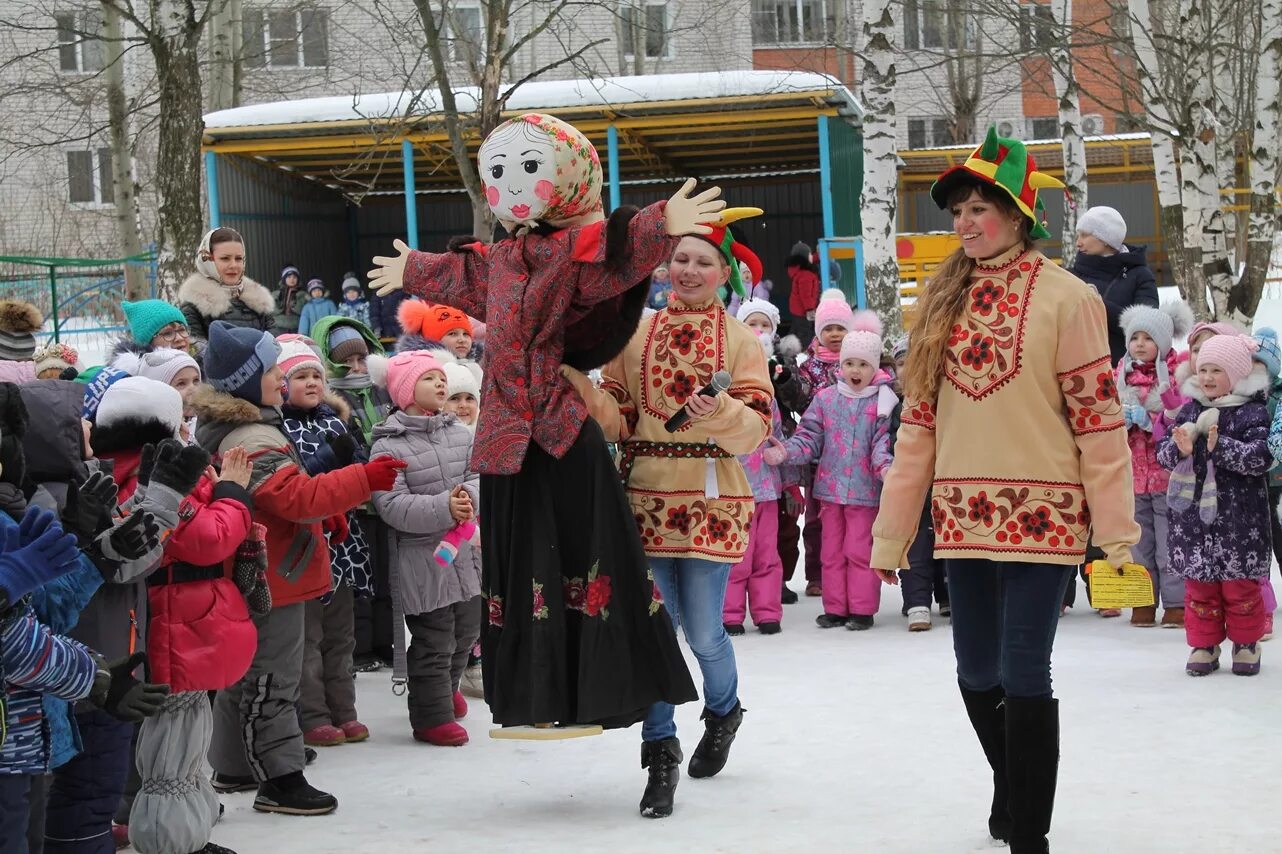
[860,0,903,336]
[101,0,147,299]
[1236,0,1282,323]
[1047,0,1085,267]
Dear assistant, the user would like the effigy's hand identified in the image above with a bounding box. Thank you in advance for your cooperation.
[664,178,726,236]
[369,239,411,296]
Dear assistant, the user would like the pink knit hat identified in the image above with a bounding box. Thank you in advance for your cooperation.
[385,350,445,411]
[1188,320,1239,347]
[813,289,855,333]
[1197,334,1258,389]
[276,335,325,380]
[839,310,884,365]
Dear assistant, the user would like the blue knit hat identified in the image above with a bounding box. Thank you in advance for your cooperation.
[122,300,188,345]
[203,321,280,405]
[1253,327,1281,379]
[82,365,131,422]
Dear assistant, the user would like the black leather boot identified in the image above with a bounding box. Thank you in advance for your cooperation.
[688,701,744,779]
[639,738,682,818]
[1006,697,1059,854]
[959,684,1010,842]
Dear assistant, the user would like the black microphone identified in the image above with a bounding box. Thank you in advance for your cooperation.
[665,371,732,433]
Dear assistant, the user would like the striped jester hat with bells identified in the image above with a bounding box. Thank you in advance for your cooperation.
[928,126,1065,240]
[693,207,766,299]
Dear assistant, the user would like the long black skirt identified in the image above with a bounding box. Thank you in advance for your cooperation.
[480,418,697,728]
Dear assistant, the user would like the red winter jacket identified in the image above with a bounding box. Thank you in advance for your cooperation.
[147,475,257,692]
[191,387,374,608]
[788,267,821,316]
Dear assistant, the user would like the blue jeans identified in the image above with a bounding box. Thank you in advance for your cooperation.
[642,558,739,742]
[946,560,1072,700]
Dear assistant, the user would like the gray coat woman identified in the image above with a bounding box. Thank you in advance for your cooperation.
[370,409,481,741]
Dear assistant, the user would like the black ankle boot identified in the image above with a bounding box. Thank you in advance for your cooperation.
[639,738,682,818]
[688,701,744,779]
[1005,697,1059,854]
[959,684,1010,842]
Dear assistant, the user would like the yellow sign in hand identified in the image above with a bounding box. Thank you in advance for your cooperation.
[1087,561,1155,609]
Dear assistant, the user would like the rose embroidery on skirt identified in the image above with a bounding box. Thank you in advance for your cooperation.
[488,595,504,628]
[563,577,586,612]
[585,562,612,619]
[532,581,549,620]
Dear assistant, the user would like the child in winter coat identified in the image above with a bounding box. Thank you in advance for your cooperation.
[723,298,791,635]
[276,337,373,747]
[298,279,338,337]
[275,265,303,335]
[1158,334,1273,676]
[793,288,855,597]
[1116,301,1194,628]
[1256,327,1282,640]
[764,311,896,629]
[370,351,481,747]
[0,299,42,385]
[888,333,949,632]
[191,321,404,816]
[785,242,820,347]
[396,300,483,382]
[311,317,397,670]
[337,276,372,330]
[112,347,204,444]
[33,343,81,380]
[442,361,481,432]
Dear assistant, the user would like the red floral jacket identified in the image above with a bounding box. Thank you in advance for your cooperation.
[401,201,679,474]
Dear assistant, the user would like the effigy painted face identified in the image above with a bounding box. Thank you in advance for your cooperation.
[478,113,604,233]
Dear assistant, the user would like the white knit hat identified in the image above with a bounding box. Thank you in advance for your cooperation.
[735,298,779,332]
[112,347,201,387]
[838,310,884,365]
[95,376,183,435]
[277,336,325,380]
[1077,206,1127,252]
[443,362,481,399]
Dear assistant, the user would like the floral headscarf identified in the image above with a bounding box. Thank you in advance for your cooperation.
[478,113,603,233]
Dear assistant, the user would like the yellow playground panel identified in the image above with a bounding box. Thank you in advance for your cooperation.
[897,233,959,326]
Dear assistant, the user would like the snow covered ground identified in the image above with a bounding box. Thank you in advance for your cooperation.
[207,573,1282,854]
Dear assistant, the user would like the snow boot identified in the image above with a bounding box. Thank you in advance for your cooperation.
[1130,606,1157,627]
[211,772,258,794]
[1232,643,1261,676]
[1160,607,1185,628]
[111,823,129,849]
[305,747,317,765]
[845,614,874,631]
[1004,697,1058,854]
[414,722,469,746]
[907,606,932,632]
[453,690,469,720]
[460,663,485,698]
[337,720,369,742]
[757,621,781,635]
[724,622,745,636]
[253,772,338,816]
[688,701,744,779]
[303,725,346,747]
[781,584,799,605]
[815,613,846,628]
[639,737,682,818]
[959,684,1010,843]
[1186,645,1221,676]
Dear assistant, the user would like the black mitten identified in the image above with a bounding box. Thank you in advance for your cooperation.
[91,652,170,722]
[148,440,210,497]
[61,471,118,546]
[233,523,272,617]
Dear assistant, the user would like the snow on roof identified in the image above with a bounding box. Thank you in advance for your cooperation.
[204,70,862,130]
[904,131,1152,153]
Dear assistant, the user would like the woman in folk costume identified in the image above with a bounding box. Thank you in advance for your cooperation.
[566,212,773,818]
[368,114,713,739]
[871,128,1138,854]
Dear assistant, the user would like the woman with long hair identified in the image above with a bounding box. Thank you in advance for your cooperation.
[871,129,1139,854]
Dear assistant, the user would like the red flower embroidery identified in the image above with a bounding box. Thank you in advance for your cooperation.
[931,502,947,530]
[970,282,1005,316]
[1017,507,1054,540]
[586,575,612,617]
[666,506,692,535]
[960,334,995,368]
[670,325,698,355]
[967,492,996,526]
[1096,373,1117,401]
[487,596,504,628]
[532,583,548,619]
[707,514,732,543]
[563,578,586,611]
[665,371,696,404]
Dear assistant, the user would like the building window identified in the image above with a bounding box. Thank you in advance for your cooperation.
[1027,116,1058,139]
[56,11,103,73]
[750,0,831,45]
[67,149,113,205]
[620,0,670,58]
[907,117,952,149]
[903,0,973,51]
[1019,3,1055,50]
[242,7,329,68]
[431,2,485,59]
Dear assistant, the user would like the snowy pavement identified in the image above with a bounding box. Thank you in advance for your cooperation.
[207,574,1282,854]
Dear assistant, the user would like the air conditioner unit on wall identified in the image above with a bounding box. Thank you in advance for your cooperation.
[995,117,1021,138]
[1081,114,1106,136]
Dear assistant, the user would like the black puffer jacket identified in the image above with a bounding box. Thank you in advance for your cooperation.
[1070,245,1159,365]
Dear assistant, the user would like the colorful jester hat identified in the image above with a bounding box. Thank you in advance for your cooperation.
[477,113,604,233]
[696,207,765,298]
[929,126,1065,240]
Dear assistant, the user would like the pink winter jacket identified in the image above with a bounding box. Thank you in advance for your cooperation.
[1117,351,1187,495]
[0,360,36,384]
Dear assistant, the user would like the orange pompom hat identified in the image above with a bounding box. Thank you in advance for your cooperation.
[398,299,473,343]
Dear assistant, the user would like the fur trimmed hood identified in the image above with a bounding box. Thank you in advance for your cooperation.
[90,414,180,456]
[108,336,153,362]
[190,384,264,426]
[0,300,43,335]
[177,272,276,319]
[1185,361,1272,407]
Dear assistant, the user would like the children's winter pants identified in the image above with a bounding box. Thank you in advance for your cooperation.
[44,709,133,854]
[818,502,880,617]
[1185,579,1266,648]
[1132,493,1185,608]
[301,583,358,731]
[900,501,947,611]
[0,774,36,853]
[404,597,482,731]
[724,500,784,626]
[801,488,824,588]
[208,603,306,783]
[777,501,801,584]
[129,691,218,854]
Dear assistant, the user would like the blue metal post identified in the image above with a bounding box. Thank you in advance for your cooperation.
[817,115,835,239]
[204,151,221,228]
[854,240,866,309]
[607,124,621,212]
[402,140,419,249]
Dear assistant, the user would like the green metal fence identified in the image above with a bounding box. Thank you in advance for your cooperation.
[0,251,157,343]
